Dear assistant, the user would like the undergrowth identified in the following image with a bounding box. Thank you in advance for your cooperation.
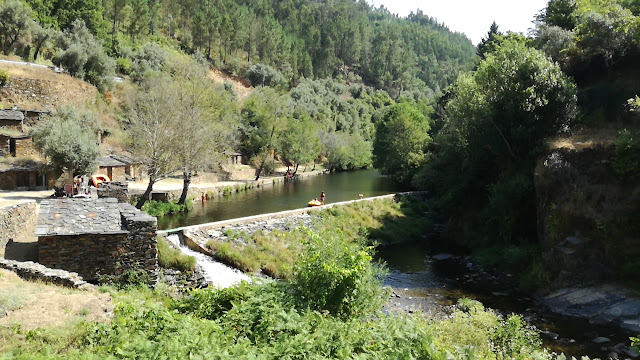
[157,237,196,273]
[141,199,193,217]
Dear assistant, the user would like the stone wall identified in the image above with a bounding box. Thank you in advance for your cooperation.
[0,201,37,257]
[535,146,640,289]
[38,204,157,282]
[0,259,92,289]
[97,182,129,203]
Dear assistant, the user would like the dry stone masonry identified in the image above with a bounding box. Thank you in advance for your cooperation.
[36,198,157,282]
[0,259,93,289]
[0,201,37,256]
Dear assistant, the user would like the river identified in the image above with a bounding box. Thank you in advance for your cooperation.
[158,169,633,358]
[157,169,403,230]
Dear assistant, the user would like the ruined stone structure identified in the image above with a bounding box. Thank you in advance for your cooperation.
[0,201,37,257]
[97,181,129,203]
[36,198,158,282]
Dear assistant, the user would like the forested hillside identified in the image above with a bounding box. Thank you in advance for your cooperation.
[4,0,476,95]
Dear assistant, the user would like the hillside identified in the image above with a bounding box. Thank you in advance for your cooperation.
[0,60,96,111]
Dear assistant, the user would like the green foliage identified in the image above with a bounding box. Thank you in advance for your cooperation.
[0,68,8,87]
[141,199,192,217]
[373,103,431,184]
[279,116,321,169]
[53,20,115,90]
[612,129,640,181]
[30,106,100,176]
[157,237,196,273]
[290,227,388,319]
[115,57,132,75]
[0,1,36,56]
[456,297,485,313]
[99,266,151,289]
[247,63,285,88]
[417,39,577,246]
[323,131,373,171]
[491,314,542,359]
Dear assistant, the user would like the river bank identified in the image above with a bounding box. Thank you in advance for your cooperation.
[175,203,639,359]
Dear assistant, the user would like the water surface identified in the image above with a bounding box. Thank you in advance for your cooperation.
[158,169,403,229]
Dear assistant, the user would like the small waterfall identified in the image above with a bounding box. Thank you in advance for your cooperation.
[166,234,250,288]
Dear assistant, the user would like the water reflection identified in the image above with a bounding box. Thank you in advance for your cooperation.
[158,169,403,229]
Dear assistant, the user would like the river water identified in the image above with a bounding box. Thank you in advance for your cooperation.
[157,169,403,230]
[159,170,632,358]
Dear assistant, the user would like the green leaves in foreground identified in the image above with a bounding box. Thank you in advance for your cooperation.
[290,227,389,319]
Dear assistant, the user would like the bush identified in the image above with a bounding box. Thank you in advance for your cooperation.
[0,68,8,87]
[53,20,115,91]
[141,199,193,217]
[116,57,132,75]
[247,63,285,87]
[157,237,196,273]
[99,265,150,289]
[612,130,640,181]
[290,227,388,320]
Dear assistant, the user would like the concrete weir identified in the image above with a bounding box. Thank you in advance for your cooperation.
[159,193,400,236]
[157,194,407,285]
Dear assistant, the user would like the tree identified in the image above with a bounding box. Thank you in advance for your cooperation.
[0,1,35,55]
[31,106,100,178]
[476,21,501,59]
[53,20,115,90]
[169,57,237,205]
[240,87,290,180]
[418,38,577,246]
[280,116,321,173]
[128,75,181,209]
[373,103,431,184]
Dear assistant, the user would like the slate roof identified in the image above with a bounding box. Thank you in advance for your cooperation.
[97,156,127,168]
[0,110,24,121]
[109,153,146,165]
[35,198,127,236]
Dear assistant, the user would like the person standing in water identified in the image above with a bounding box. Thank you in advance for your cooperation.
[320,191,326,205]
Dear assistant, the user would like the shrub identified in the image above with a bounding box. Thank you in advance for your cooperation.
[116,57,132,75]
[290,227,388,320]
[0,68,8,87]
[99,265,150,289]
[157,237,196,273]
[612,130,640,181]
[247,63,285,87]
[141,199,193,217]
[53,20,115,91]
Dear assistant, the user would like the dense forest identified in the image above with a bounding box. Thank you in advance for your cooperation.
[2,0,476,94]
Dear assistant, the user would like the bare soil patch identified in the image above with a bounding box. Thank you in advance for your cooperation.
[207,68,253,101]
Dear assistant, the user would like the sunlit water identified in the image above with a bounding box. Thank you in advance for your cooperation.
[166,234,250,288]
[158,169,403,229]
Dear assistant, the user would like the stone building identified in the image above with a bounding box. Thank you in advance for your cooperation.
[97,155,127,182]
[96,154,145,181]
[0,162,57,190]
[35,198,157,282]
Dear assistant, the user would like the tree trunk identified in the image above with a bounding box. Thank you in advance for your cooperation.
[293,163,299,175]
[136,178,156,209]
[178,170,191,205]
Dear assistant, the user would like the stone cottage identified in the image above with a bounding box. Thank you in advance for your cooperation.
[35,198,158,282]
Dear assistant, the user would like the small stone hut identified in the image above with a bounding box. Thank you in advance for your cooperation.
[36,198,158,282]
[97,155,127,182]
